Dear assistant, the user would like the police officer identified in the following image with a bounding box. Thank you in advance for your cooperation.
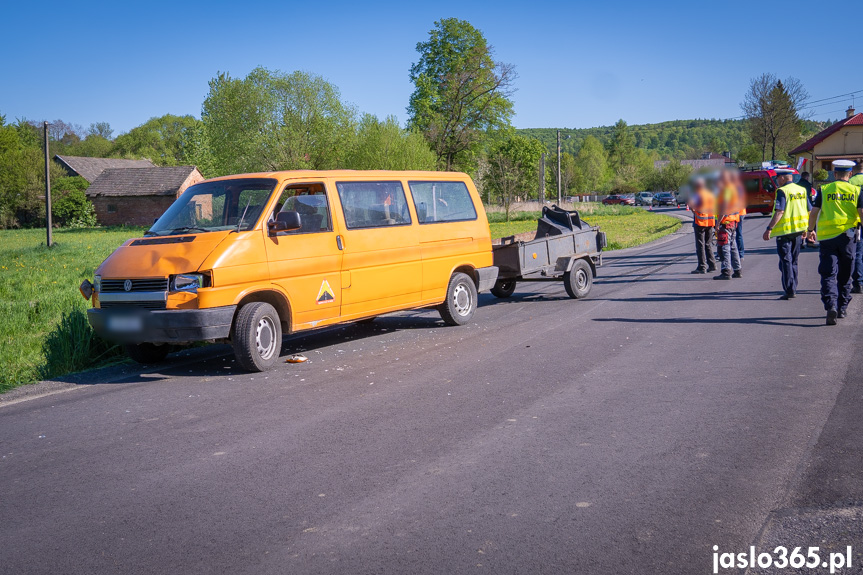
[762,173,811,299]
[688,178,717,274]
[806,160,863,325]
[848,164,863,293]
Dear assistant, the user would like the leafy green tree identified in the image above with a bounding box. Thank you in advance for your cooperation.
[647,160,692,192]
[87,122,114,140]
[738,144,762,164]
[574,136,607,193]
[483,134,544,219]
[202,67,357,176]
[741,73,808,161]
[52,177,97,227]
[113,114,199,165]
[408,18,515,171]
[344,115,436,170]
[607,119,636,171]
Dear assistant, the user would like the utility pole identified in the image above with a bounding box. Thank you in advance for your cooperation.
[43,122,53,247]
[556,130,562,205]
[539,153,546,203]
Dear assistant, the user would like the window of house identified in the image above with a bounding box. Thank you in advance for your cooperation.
[335,181,411,229]
[408,181,478,224]
[107,204,117,213]
[270,183,331,234]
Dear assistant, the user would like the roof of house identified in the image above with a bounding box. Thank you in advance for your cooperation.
[54,155,157,183]
[790,113,863,155]
[87,166,199,197]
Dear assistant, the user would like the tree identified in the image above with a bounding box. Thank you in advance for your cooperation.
[607,119,636,172]
[574,136,608,194]
[112,114,199,165]
[483,134,544,220]
[647,160,692,192]
[201,67,357,176]
[87,122,114,140]
[344,115,436,170]
[408,18,515,171]
[546,151,577,200]
[741,73,808,161]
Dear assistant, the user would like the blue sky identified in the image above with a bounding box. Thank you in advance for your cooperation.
[1,0,858,135]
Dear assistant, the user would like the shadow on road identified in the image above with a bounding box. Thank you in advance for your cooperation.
[595,290,820,303]
[593,316,822,328]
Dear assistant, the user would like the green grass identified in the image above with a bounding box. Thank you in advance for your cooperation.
[0,227,143,392]
[488,204,681,250]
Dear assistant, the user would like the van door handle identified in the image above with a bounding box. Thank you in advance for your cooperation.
[336,235,344,250]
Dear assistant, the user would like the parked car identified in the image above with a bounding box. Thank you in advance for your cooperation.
[634,192,654,206]
[652,192,677,207]
[602,194,625,205]
[621,194,636,206]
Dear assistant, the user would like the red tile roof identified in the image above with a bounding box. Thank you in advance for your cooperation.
[790,113,863,155]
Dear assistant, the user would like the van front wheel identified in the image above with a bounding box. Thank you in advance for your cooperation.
[231,302,283,372]
[438,272,478,326]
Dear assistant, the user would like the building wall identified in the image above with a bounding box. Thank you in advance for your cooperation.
[812,126,863,173]
[91,196,176,227]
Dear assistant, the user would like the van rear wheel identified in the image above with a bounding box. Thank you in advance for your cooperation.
[231,302,282,372]
[438,272,477,326]
[490,279,516,298]
[125,343,171,365]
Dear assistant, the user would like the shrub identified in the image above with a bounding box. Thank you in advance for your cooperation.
[53,188,98,228]
[40,308,122,380]
[814,169,829,182]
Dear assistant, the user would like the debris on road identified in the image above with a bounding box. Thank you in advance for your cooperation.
[286,354,309,363]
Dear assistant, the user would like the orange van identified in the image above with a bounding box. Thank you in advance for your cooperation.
[85,171,498,371]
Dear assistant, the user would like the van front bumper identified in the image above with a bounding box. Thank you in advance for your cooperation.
[88,305,237,344]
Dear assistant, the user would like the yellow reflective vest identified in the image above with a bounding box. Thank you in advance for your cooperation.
[849,173,863,187]
[816,181,861,241]
[770,183,809,238]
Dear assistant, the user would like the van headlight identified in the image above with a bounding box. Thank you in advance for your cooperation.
[171,273,208,292]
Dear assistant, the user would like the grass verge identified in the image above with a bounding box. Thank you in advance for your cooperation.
[0,227,143,392]
[488,204,681,250]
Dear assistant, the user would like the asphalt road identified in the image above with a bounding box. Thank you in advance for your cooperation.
[2,209,862,575]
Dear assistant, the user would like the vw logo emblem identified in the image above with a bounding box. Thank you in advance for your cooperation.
[124,279,133,292]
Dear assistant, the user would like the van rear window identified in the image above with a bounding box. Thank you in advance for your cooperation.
[408,181,477,224]
[336,181,412,229]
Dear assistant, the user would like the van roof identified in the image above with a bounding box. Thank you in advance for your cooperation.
[205,170,470,182]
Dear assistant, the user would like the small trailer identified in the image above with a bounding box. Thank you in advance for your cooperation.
[490,205,607,299]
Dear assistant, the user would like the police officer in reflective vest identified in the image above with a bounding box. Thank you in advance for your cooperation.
[848,163,863,293]
[806,160,863,325]
[762,173,811,299]
[688,178,717,274]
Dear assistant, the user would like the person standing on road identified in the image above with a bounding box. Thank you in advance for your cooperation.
[714,171,743,280]
[688,178,717,274]
[848,164,863,293]
[732,171,746,261]
[762,173,811,299]
[806,160,863,325]
[798,171,816,249]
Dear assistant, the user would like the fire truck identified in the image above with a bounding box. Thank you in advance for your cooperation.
[740,162,801,216]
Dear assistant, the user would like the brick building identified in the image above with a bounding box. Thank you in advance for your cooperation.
[85,166,204,226]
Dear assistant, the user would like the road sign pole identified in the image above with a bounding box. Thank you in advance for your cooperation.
[557,130,562,205]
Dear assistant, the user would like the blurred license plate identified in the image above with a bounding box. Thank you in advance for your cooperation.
[107,315,143,332]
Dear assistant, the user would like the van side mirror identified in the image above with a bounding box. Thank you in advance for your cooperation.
[268,211,302,234]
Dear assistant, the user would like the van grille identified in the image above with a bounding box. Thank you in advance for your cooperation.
[102,278,169,293]
[99,301,167,310]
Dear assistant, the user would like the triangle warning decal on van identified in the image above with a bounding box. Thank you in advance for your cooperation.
[316,279,335,305]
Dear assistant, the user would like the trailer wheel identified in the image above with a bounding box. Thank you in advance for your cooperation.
[490,279,516,298]
[231,302,282,372]
[564,259,593,299]
[125,343,171,365]
[438,272,477,326]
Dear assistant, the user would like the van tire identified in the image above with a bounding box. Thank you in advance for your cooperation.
[438,272,477,326]
[125,343,171,365]
[490,279,516,298]
[564,259,592,299]
[231,302,282,372]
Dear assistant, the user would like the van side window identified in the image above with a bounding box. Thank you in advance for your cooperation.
[271,183,331,234]
[743,177,760,194]
[408,181,477,224]
[335,181,412,229]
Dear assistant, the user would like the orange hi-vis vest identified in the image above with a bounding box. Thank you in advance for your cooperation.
[719,185,741,225]
[693,189,715,227]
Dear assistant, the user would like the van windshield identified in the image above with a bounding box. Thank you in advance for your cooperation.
[148,178,278,236]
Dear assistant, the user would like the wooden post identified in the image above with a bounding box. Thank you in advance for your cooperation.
[43,122,53,247]
[539,153,546,203]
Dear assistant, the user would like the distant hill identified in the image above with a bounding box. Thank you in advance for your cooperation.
[517,118,828,161]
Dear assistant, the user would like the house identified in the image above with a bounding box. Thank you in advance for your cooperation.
[790,107,863,177]
[86,166,204,226]
[54,155,156,182]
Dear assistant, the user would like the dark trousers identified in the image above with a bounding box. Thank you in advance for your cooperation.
[818,232,857,311]
[694,225,716,271]
[775,233,802,294]
[853,231,863,286]
[736,217,744,259]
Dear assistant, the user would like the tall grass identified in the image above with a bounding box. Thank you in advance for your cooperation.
[0,227,143,391]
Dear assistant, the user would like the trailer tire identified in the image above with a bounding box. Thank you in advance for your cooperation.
[438,272,477,326]
[564,259,593,299]
[125,343,171,365]
[490,279,516,298]
[231,302,282,372]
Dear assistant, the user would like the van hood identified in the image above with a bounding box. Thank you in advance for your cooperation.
[95,231,233,278]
